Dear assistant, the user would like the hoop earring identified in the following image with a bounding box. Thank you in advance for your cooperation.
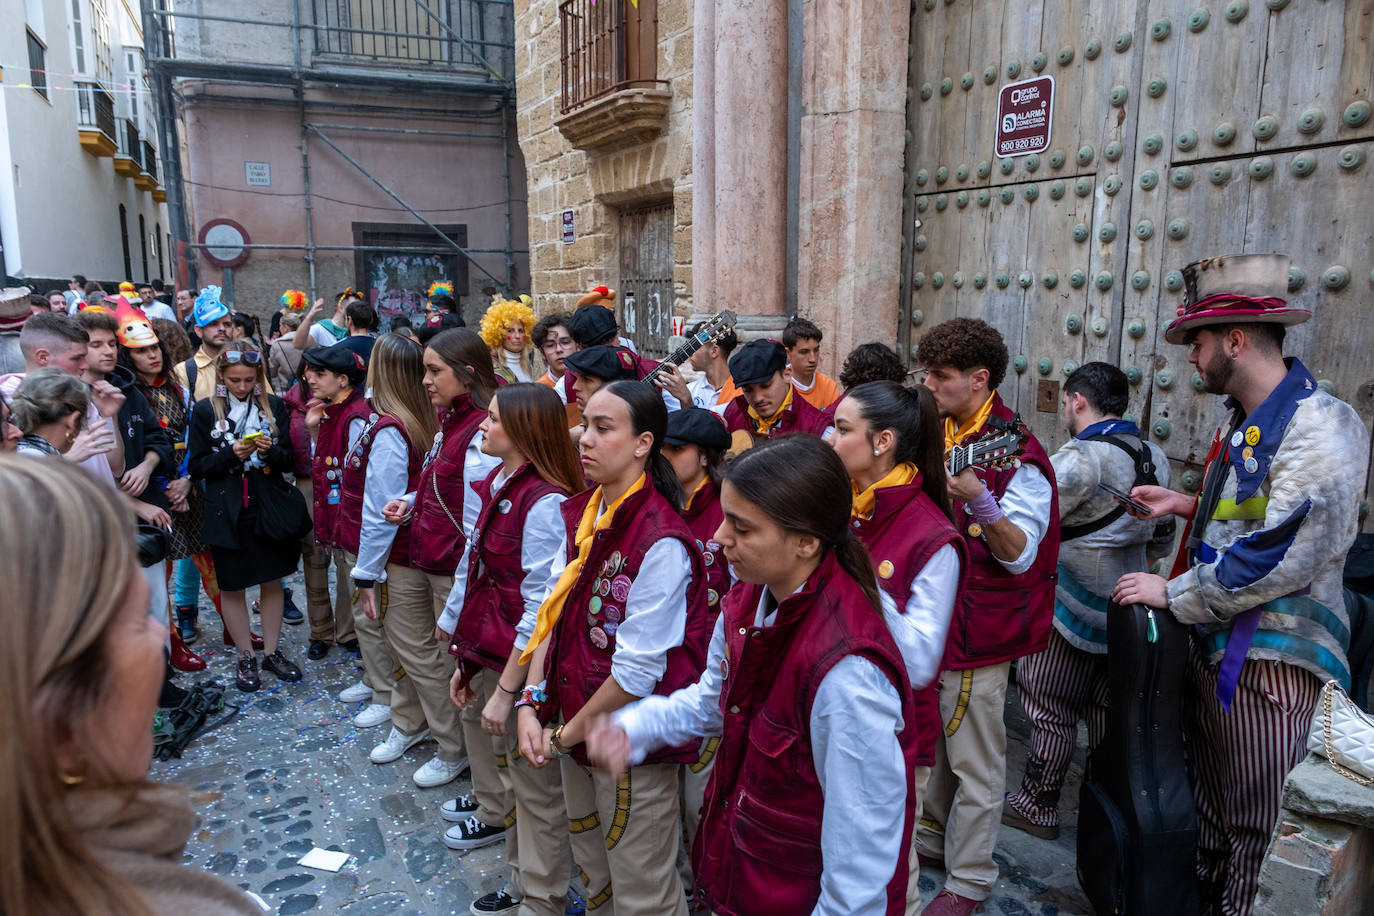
[215,384,227,398]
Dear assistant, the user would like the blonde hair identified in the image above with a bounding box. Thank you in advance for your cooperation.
[367,333,438,451]
[478,295,535,351]
[210,340,277,437]
[0,455,156,915]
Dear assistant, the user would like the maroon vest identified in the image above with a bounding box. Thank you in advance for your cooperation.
[682,479,731,618]
[542,482,711,766]
[723,386,831,442]
[310,389,372,549]
[410,395,486,575]
[449,463,565,672]
[283,382,313,478]
[946,395,1060,668]
[692,554,918,916]
[853,478,967,767]
[336,412,423,564]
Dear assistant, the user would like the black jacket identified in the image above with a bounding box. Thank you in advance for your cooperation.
[110,365,175,511]
[186,395,297,550]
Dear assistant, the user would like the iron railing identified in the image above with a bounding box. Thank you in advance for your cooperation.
[74,80,117,142]
[310,0,505,70]
[118,119,143,168]
[143,140,158,181]
[558,0,664,113]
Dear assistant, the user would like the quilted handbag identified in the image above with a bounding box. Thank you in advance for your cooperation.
[1306,679,1374,786]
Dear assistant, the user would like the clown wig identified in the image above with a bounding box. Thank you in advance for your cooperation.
[478,294,536,351]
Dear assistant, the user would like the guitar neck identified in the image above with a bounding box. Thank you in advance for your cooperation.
[644,336,706,384]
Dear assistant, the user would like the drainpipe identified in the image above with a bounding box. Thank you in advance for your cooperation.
[293,0,317,301]
[783,0,802,318]
[501,92,516,290]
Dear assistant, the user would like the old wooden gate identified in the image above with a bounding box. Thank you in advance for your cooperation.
[902,0,1374,507]
[619,202,674,358]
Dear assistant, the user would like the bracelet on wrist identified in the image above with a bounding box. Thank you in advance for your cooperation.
[514,684,546,713]
[352,577,376,590]
[496,681,519,695]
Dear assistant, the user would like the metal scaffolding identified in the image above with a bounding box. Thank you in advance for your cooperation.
[141,0,525,301]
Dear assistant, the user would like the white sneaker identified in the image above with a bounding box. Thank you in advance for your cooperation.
[413,756,470,788]
[370,726,431,764]
[339,681,372,703]
[351,703,391,729]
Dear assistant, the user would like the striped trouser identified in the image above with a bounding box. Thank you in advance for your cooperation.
[1187,645,1320,916]
[1005,627,1109,827]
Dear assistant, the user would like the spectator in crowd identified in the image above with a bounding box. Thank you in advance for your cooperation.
[46,290,68,312]
[839,342,909,390]
[65,273,88,310]
[173,287,240,402]
[783,316,841,409]
[268,308,307,394]
[0,395,20,450]
[10,368,99,458]
[424,281,460,327]
[294,289,360,350]
[481,294,537,383]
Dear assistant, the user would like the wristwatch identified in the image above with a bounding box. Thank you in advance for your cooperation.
[549,723,571,758]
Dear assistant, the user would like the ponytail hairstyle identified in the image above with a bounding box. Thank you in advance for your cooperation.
[492,383,585,494]
[845,381,953,523]
[722,435,883,615]
[426,328,498,410]
[599,380,682,509]
[367,333,438,455]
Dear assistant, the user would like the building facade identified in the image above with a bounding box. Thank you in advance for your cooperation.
[156,0,529,326]
[516,0,1373,508]
[1,0,170,288]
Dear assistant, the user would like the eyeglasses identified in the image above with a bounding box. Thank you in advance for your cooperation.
[221,350,262,366]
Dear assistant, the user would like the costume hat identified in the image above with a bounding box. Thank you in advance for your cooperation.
[576,285,616,309]
[192,286,230,328]
[280,289,308,311]
[1163,253,1309,344]
[728,338,788,387]
[0,286,32,334]
[113,296,159,348]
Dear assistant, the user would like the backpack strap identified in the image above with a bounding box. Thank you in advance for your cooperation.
[183,357,198,396]
[1060,433,1159,541]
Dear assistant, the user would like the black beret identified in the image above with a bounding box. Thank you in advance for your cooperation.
[727,338,787,386]
[302,343,367,381]
[665,407,732,450]
[567,305,619,346]
[564,345,640,382]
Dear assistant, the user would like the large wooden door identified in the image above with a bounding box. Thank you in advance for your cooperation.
[619,202,673,358]
[903,0,1374,510]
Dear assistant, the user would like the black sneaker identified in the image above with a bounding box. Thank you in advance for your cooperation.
[440,794,480,822]
[262,650,303,682]
[236,655,261,692]
[175,605,199,644]
[282,587,304,625]
[307,639,331,660]
[339,638,361,656]
[442,816,506,850]
[470,887,519,915]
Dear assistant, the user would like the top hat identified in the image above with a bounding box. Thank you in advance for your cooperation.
[1163,253,1310,344]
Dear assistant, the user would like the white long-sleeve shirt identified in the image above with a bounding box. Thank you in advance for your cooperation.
[350,425,410,582]
[881,542,960,688]
[437,467,567,644]
[615,592,908,916]
[401,427,500,543]
[529,503,694,698]
[988,463,1053,575]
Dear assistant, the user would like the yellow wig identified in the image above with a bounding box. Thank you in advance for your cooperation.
[479,294,536,350]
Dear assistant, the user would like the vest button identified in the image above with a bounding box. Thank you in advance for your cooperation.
[560,676,568,685]
[738,627,747,635]
[729,705,741,714]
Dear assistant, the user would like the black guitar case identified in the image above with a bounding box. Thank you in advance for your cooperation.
[1076,601,1199,916]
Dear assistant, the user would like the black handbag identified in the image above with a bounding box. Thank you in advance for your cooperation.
[253,476,313,542]
[136,523,169,568]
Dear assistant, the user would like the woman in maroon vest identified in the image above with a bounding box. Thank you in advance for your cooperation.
[514,380,710,916]
[661,406,734,867]
[586,434,920,916]
[437,383,584,913]
[830,381,966,913]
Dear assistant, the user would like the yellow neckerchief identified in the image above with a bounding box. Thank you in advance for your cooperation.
[747,385,794,437]
[943,394,996,452]
[851,462,919,519]
[684,476,709,511]
[519,472,647,663]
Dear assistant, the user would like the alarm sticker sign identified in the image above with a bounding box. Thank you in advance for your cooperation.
[996,76,1054,157]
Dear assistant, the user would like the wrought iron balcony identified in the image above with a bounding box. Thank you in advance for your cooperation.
[554,0,669,151]
[114,119,143,177]
[75,80,117,157]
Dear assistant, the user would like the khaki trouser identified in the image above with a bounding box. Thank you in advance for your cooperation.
[461,668,518,827]
[468,667,572,916]
[560,759,688,916]
[906,764,933,915]
[344,550,405,709]
[677,737,719,892]
[296,480,355,645]
[914,662,1012,901]
[375,566,465,761]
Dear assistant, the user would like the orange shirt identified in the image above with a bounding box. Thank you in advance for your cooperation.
[791,370,841,409]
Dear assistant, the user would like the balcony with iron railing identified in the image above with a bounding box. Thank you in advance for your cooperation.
[114,119,143,178]
[75,80,118,157]
[308,0,512,77]
[554,0,669,151]
[136,139,159,191]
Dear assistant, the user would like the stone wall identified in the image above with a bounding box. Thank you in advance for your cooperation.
[513,0,694,316]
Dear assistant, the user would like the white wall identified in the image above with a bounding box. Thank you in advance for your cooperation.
[0,0,168,283]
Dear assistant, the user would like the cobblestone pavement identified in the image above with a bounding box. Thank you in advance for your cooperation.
[155,575,1093,915]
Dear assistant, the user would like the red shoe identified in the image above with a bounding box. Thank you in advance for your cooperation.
[216,609,265,649]
[170,628,207,672]
[924,889,981,916]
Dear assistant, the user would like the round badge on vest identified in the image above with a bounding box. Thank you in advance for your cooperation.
[878,560,895,579]
[498,499,512,514]
[1231,430,1244,448]
[1245,425,1261,446]
[589,627,608,649]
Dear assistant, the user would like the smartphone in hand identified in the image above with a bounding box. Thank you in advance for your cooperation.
[1098,481,1152,516]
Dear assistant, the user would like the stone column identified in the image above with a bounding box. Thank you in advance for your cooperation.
[796,0,910,367]
[693,0,788,335]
